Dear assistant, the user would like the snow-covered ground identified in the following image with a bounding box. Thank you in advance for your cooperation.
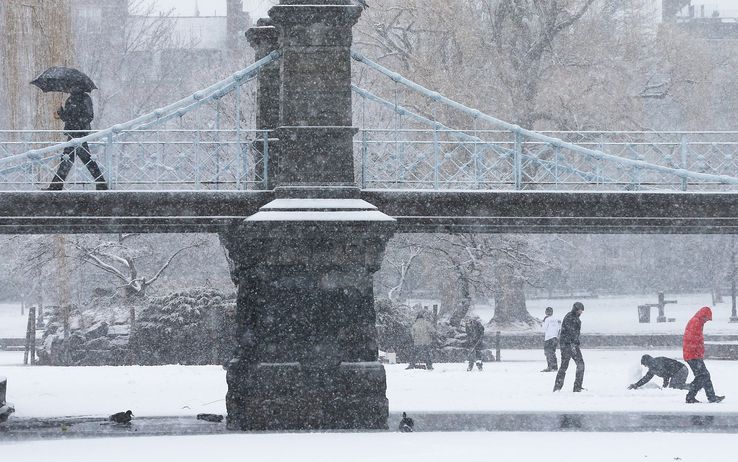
[0,303,29,338]
[3,341,737,460]
[1,349,735,418]
[478,292,738,335]
[3,294,738,460]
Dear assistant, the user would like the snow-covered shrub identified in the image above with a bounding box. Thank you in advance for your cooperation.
[128,288,237,365]
[375,299,414,361]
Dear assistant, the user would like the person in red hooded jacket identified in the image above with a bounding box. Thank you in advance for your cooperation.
[683,306,725,403]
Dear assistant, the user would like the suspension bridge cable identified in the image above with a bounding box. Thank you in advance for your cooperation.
[352,84,611,183]
[351,50,738,186]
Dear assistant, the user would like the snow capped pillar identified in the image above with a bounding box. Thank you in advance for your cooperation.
[223,1,395,431]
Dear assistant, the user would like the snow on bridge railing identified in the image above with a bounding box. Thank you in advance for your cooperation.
[351,50,738,191]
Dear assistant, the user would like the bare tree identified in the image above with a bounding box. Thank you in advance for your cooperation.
[73,234,205,298]
[381,236,424,303]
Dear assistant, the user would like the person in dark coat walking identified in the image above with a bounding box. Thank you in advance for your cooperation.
[541,306,560,372]
[465,318,485,371]
[628,354,689,390]
[683,306,724,403]
[553,302,585,392]
[46,88,107,190]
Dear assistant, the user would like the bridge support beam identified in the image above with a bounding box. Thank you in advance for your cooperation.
[223,1,395,430]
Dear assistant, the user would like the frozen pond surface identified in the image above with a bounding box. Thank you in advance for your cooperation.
[2,431,737,462]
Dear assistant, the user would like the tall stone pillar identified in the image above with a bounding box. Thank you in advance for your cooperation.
[271,0,361,195]
[222,0,396,431]
[246,18,280,189]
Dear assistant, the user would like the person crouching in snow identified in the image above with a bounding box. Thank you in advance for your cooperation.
[628,354,689,390]
[683,306,725,403]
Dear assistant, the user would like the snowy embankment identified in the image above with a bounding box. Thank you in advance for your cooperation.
[1,349,736,418]
[2,432,737,462]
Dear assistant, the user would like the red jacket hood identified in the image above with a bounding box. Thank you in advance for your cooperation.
[693,306,713,324]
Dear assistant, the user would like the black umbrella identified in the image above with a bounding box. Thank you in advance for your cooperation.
[30,66,97,93]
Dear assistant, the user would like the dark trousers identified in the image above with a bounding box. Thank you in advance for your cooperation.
[544,338,558,370]
[409,345,433,369]
[554,344,584,391]
[49,138,106,190]
[669,366,689,390]
[686,359,717,400]
[467,345,483,368]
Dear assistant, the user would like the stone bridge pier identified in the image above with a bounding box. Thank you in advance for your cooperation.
[220,1,396,430]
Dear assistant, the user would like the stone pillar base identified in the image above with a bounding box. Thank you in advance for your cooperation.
[227,361,387,430]
[221,198,395,430]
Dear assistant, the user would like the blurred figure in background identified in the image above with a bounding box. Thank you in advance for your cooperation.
[541,306,560,372]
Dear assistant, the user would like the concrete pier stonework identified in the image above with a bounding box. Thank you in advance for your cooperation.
[222,1,396,430]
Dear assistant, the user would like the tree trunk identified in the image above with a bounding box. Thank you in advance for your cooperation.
[448,264,472,327]
[1,0,75,131]
[492,265,535,325]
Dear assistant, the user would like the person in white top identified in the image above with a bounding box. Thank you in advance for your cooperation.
[541,306,561,372]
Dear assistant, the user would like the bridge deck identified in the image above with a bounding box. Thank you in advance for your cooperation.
[0,190,736,234]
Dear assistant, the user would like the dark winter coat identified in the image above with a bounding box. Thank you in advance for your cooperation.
[465,319,485,348]
[683,306,712,361]
[58,92,94,135]
[558,308,582,347]
[633,355,687,388]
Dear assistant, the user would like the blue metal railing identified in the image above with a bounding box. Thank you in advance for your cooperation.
[351,51,738,191]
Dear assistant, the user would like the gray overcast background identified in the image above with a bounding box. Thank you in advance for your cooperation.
[140,1,738,19]
[142,0,275,18]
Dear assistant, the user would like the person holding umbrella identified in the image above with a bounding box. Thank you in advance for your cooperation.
[31,67,107,190]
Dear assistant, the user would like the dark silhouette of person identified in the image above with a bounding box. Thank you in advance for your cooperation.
[628,354,689,390]
[465,318,485,371]
[683,306,724,403]
[553,302,585,392]
[46,88,107,190]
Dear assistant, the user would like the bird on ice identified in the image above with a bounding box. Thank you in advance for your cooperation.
[109,410,133,424]
[399,412,414,432]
